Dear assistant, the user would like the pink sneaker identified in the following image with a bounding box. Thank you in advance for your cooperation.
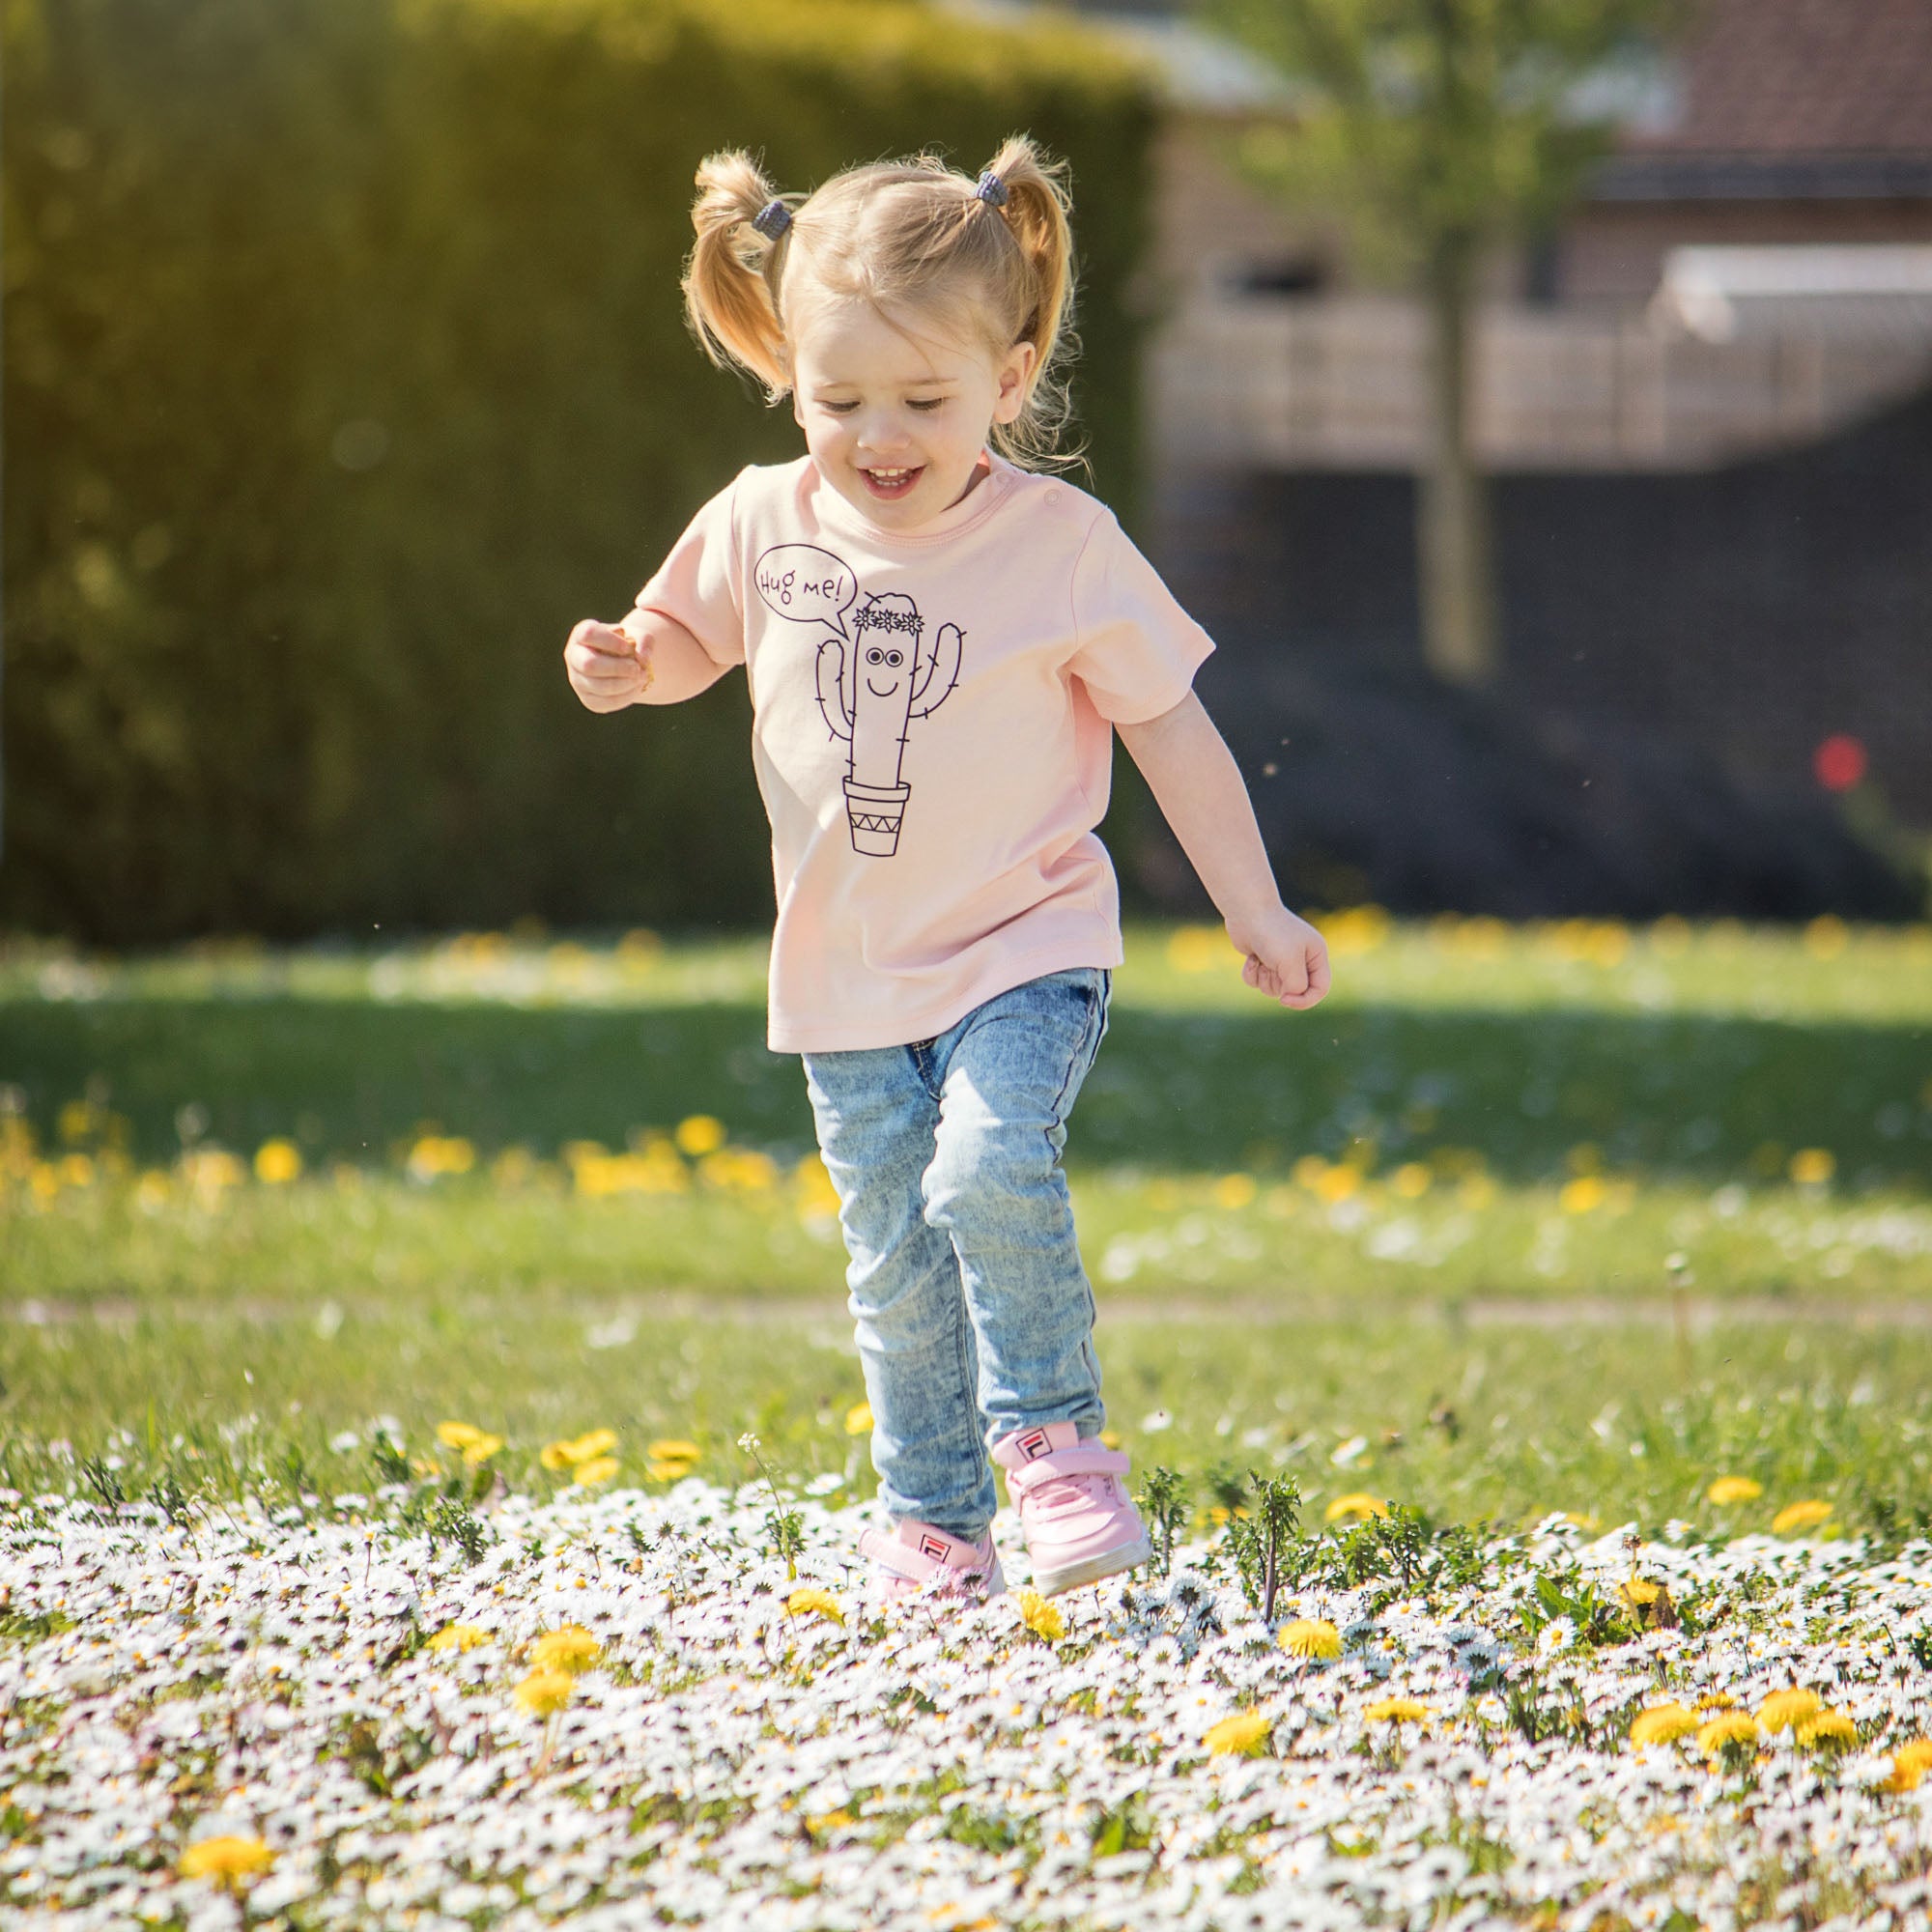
[857,1519,1006,1603]
[993,1422,1151,1596]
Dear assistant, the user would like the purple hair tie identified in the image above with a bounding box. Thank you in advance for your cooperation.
[975,169,1009,208]
[750,198,792,241]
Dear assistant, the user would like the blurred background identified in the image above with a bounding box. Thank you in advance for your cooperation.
[5,0,1929,942]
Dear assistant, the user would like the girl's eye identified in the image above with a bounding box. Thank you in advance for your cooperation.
[909,399,943,412]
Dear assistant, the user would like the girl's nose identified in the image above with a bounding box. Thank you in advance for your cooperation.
[855,414,913,457]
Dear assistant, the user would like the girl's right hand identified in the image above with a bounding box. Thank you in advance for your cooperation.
[564,617,655,712]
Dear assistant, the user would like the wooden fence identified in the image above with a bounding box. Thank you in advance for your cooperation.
[1147,296,1932,470]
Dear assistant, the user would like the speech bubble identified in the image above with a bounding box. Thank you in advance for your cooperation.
[754,544,858,641]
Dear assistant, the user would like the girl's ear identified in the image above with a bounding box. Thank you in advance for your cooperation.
[992,340,1038,426]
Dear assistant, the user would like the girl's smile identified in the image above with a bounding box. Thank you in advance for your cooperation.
[789,298,1036,530]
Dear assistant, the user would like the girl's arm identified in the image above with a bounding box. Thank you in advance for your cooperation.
[565,611,729,711]
[616,610,736,706]
[1116,691,1330,1009]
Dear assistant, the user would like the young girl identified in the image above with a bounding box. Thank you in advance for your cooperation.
[564,135,1330,1602]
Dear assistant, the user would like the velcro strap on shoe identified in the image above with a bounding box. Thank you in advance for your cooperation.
[858,1526,990,1588]
[1003,1443,1130,1493]
[857,1527,938,1585]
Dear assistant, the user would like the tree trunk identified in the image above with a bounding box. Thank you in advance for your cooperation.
[1417,233,1498,685]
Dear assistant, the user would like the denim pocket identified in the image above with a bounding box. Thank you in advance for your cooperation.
[1042,970,1108,1127]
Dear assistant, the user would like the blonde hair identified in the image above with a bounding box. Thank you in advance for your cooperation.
[680,135,1084,472]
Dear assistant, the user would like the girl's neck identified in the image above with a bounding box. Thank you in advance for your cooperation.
[945,451,993,510]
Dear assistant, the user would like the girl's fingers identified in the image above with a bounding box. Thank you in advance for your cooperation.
[570,650,641,685]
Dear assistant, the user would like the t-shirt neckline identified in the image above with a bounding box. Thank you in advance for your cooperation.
[810,448,1018,547]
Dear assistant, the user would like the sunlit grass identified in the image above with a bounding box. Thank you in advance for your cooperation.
[4,916,1929,1525]
[8,1302,1930,1540]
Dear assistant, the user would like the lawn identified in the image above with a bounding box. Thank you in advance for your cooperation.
[3,914,1930,1532]
[4,917,1932,1928]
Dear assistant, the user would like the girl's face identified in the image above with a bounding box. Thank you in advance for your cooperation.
[788,297,1037,531]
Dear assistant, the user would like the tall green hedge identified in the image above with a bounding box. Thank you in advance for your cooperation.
[3,0,1158,942]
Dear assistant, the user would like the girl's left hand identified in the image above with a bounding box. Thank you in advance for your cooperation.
[1227,904,1330,1010]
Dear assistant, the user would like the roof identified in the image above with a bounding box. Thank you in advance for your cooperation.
[1601,0,1932,200]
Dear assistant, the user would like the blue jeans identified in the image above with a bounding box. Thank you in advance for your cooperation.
[801,966,1114,1542]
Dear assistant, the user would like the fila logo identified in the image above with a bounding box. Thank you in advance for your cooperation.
[918,1532,951,1562]
[1015,1429,1051,1461]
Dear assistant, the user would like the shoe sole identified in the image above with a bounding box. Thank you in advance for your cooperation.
[1027,1531,1151,1598]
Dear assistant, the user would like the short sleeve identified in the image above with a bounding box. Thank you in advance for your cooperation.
[1066,508,1215,725]
[631,470,747,668]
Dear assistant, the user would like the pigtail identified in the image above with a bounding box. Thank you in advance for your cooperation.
[976,134,1083,472]
[681,150,793,402]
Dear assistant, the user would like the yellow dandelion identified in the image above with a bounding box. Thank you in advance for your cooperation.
[542,1428,618,1471]
[1167,924,1226,974]
[1364,1697,1430,1724]
[646,1460,692,1482]
[1882,1740,1932,1792]
[1204,1711,1272,1756]
[1795,1709,1858,1751]
[805,1807,855,1835]
[1706,1476,1763,1506]
[461,1433,503,1466]
[1324,1492,1388,1525]
[1325,905,1391,955]
[1390,1162,1433,1199]
[437,1421,486,1451]
[785,1587,845,1628]
[426,1623,492,1654]
[673,1114,725,1156]
[531,1626,603,1675]
[1772,1499,1833,1535]
[1213,1173,1258,1210]
[1278,1618,1343,1661]
[1695,1691,1739,1713]
[1788,1148,1835,1187]
[572,1456,619,1487]
[406,1133,475,1180]
[646,1438,700,1463]
[1629,1704,1699,1747]
[1757,1688,1824,1732]
[513,1668,575,1718]
[1559,1175,1606,1215]
[1697,1712,1762,1757]
[179,1836,274,1884]
[1016,1589,1065,1641]
[1098,1429,1122,1449]
[843,1401,874,1437]
[253,1139,302,1185]
[1315,1164,1360,1204]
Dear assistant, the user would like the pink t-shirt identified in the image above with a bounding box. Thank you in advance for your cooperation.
[632,448,1214,1054]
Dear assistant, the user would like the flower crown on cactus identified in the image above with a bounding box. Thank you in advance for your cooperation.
[854,605,924,639]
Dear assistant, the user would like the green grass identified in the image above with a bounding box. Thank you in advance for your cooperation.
[3,917,1929,1536]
